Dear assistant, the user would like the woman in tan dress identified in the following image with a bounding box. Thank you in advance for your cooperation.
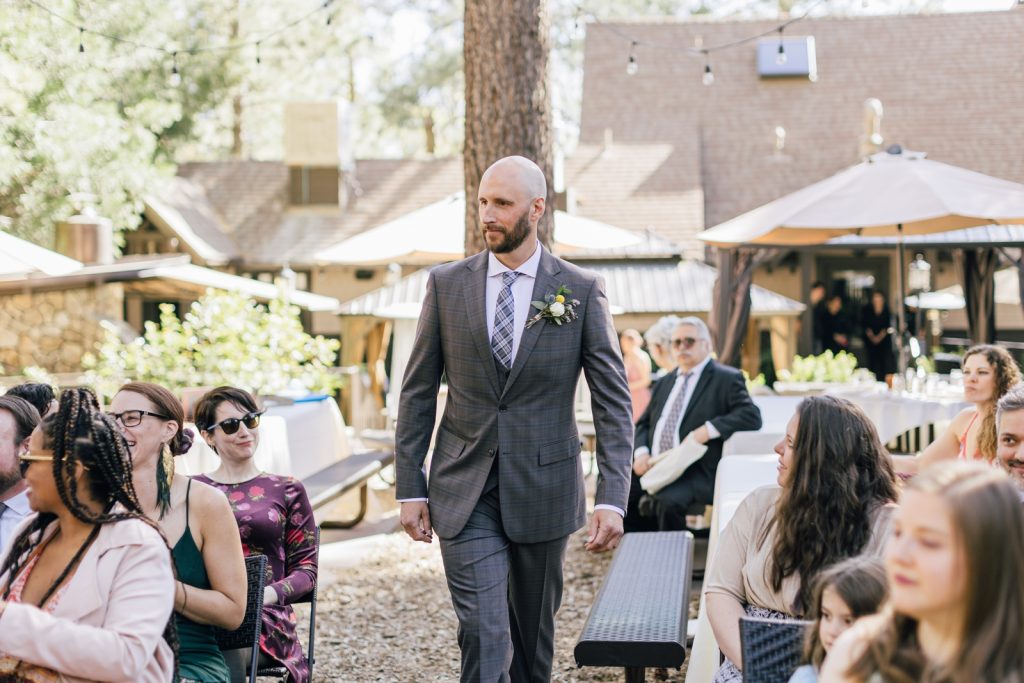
[705,395,898,682]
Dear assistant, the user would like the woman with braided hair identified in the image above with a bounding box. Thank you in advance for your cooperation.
[109,381,246,683]
[0,387,177,682]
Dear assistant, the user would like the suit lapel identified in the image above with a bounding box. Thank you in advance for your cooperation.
[680,359,715,426]
[463,251,501,396]
[502,248,562,396]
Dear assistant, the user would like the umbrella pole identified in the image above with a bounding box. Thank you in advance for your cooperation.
[896,223,908,379]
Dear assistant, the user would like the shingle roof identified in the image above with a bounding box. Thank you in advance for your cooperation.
[171,158,463,265]
[337,259,804,317]
[578,9,1024,252]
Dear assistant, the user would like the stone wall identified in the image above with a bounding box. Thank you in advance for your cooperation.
[0,284,124,374]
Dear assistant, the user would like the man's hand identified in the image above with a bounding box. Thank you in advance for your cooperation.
[690,425,711,444]
[633,453,652,476]
[400,501,433,543]
[585,509,623,553]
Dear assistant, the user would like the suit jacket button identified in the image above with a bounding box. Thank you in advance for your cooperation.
[499,404,508,412]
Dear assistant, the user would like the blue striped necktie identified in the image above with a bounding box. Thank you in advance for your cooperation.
[491,271,521,369]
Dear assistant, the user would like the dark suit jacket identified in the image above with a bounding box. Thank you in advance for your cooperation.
[634,359,762,505]
[395,247,634,543]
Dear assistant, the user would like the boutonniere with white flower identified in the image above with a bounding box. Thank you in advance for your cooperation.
[526,285,580,328]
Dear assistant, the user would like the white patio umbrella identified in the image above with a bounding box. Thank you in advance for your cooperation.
[697,147,1024,371]
[0,230,82,277]
[314,193,648,265]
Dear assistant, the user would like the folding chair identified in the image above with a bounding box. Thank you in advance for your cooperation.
[214,554,268,683]
[739,615,813,683]
[256,526,320,680]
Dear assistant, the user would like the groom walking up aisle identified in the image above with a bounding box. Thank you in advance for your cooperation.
[396,156,634,682]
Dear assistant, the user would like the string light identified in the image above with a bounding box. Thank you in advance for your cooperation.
[170,51,181,87]
[256,42,262,65]
[626,41,639,76]
[324,0,333,26]
[78,27,84,53]
[776,27,787,65]
[578,0,827,85]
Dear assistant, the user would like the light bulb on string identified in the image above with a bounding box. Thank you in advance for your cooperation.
[78,27,84,53]
[626,41,639,76]
[776,28,787,65]
[256,42,262,65]
[170,51,181,87]
[702,55,714,86]
[324,0,332,25]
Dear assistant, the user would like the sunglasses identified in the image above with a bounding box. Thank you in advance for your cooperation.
[207,411,264,435]
[671,337,701,349]
[106,410,170,428]
[19,451,54,477]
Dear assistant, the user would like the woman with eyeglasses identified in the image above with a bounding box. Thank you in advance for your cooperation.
[0,387,177,682]
[110,382,246,683]
[192,386,317,683]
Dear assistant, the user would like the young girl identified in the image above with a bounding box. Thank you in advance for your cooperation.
[822,462,1024,682]
[788,557,888,682]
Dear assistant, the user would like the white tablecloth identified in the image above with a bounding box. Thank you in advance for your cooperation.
[686,454,779,683]
[177,396,351,480]
[838,390,969,444]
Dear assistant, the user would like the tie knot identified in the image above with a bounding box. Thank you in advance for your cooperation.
[502,271,520,286]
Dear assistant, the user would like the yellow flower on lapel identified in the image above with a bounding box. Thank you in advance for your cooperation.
[527,285,580,328]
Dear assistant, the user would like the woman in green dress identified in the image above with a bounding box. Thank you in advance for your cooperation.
[110,382,247,682]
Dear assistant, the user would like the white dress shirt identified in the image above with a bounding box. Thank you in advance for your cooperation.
[0,489,31,555]
[635,355,721,459]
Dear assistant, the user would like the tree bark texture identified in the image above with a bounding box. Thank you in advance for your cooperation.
[463,0,554,255]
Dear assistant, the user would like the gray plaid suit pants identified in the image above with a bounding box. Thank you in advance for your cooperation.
[439,467,569,683]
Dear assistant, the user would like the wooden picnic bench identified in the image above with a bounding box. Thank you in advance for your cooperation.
[304,449,395,529]
[575,531,694,683]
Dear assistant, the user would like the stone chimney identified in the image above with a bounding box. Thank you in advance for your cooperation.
[55,196,113,265]
[283,101,353,207]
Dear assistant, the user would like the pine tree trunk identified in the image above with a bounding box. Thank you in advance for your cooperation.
[463,0,554,255]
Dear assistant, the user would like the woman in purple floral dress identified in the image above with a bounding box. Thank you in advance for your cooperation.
[192,386,317,683]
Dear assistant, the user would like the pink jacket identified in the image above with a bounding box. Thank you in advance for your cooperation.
[0,515,175,683]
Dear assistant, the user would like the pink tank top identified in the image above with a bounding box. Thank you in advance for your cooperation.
[958,411,982,460]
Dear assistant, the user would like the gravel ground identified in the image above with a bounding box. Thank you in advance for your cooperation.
[301,528,695,683]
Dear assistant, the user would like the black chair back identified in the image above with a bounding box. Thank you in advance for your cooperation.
[739,615,813,683]
[215,554,268,683]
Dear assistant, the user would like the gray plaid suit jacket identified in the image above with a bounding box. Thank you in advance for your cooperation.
[395,247,633,544]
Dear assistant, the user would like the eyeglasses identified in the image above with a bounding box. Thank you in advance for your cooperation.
[106,410,170,428]
[19,451,54,477]
[206,411,264,435]
[671,337,701,349]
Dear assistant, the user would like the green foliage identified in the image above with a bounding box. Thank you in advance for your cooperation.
[83,289,341,399]
[777,350,859,384]
[743,369,766,391]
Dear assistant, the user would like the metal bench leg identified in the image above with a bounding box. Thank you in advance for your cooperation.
[624,666,645,683]
[319,484,369,530]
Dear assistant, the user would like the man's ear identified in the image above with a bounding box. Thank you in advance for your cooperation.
[17,436,29,457]
[531,197,545,222]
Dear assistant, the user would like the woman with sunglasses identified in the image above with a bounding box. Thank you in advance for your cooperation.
[0,387,176,682]
[193,386,317,683]
[110,382,246,683]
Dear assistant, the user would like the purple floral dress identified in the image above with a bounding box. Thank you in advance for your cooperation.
[194,473,317,683]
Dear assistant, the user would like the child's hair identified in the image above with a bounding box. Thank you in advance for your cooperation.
[803,555,888,667]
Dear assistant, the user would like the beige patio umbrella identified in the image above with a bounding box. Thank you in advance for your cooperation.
[697,147,1024,370]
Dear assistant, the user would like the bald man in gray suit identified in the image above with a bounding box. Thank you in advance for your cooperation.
[396,156,634,682]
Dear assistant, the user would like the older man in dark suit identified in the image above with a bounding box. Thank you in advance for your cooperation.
[395,156,633,682]
[625,317,762,531]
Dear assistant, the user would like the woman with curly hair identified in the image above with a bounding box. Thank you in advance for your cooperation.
[821,462,1024,682]
[110,382,246,683]
[906,345,1021,472]
[705,395,898,682]
[0,387,177,682]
